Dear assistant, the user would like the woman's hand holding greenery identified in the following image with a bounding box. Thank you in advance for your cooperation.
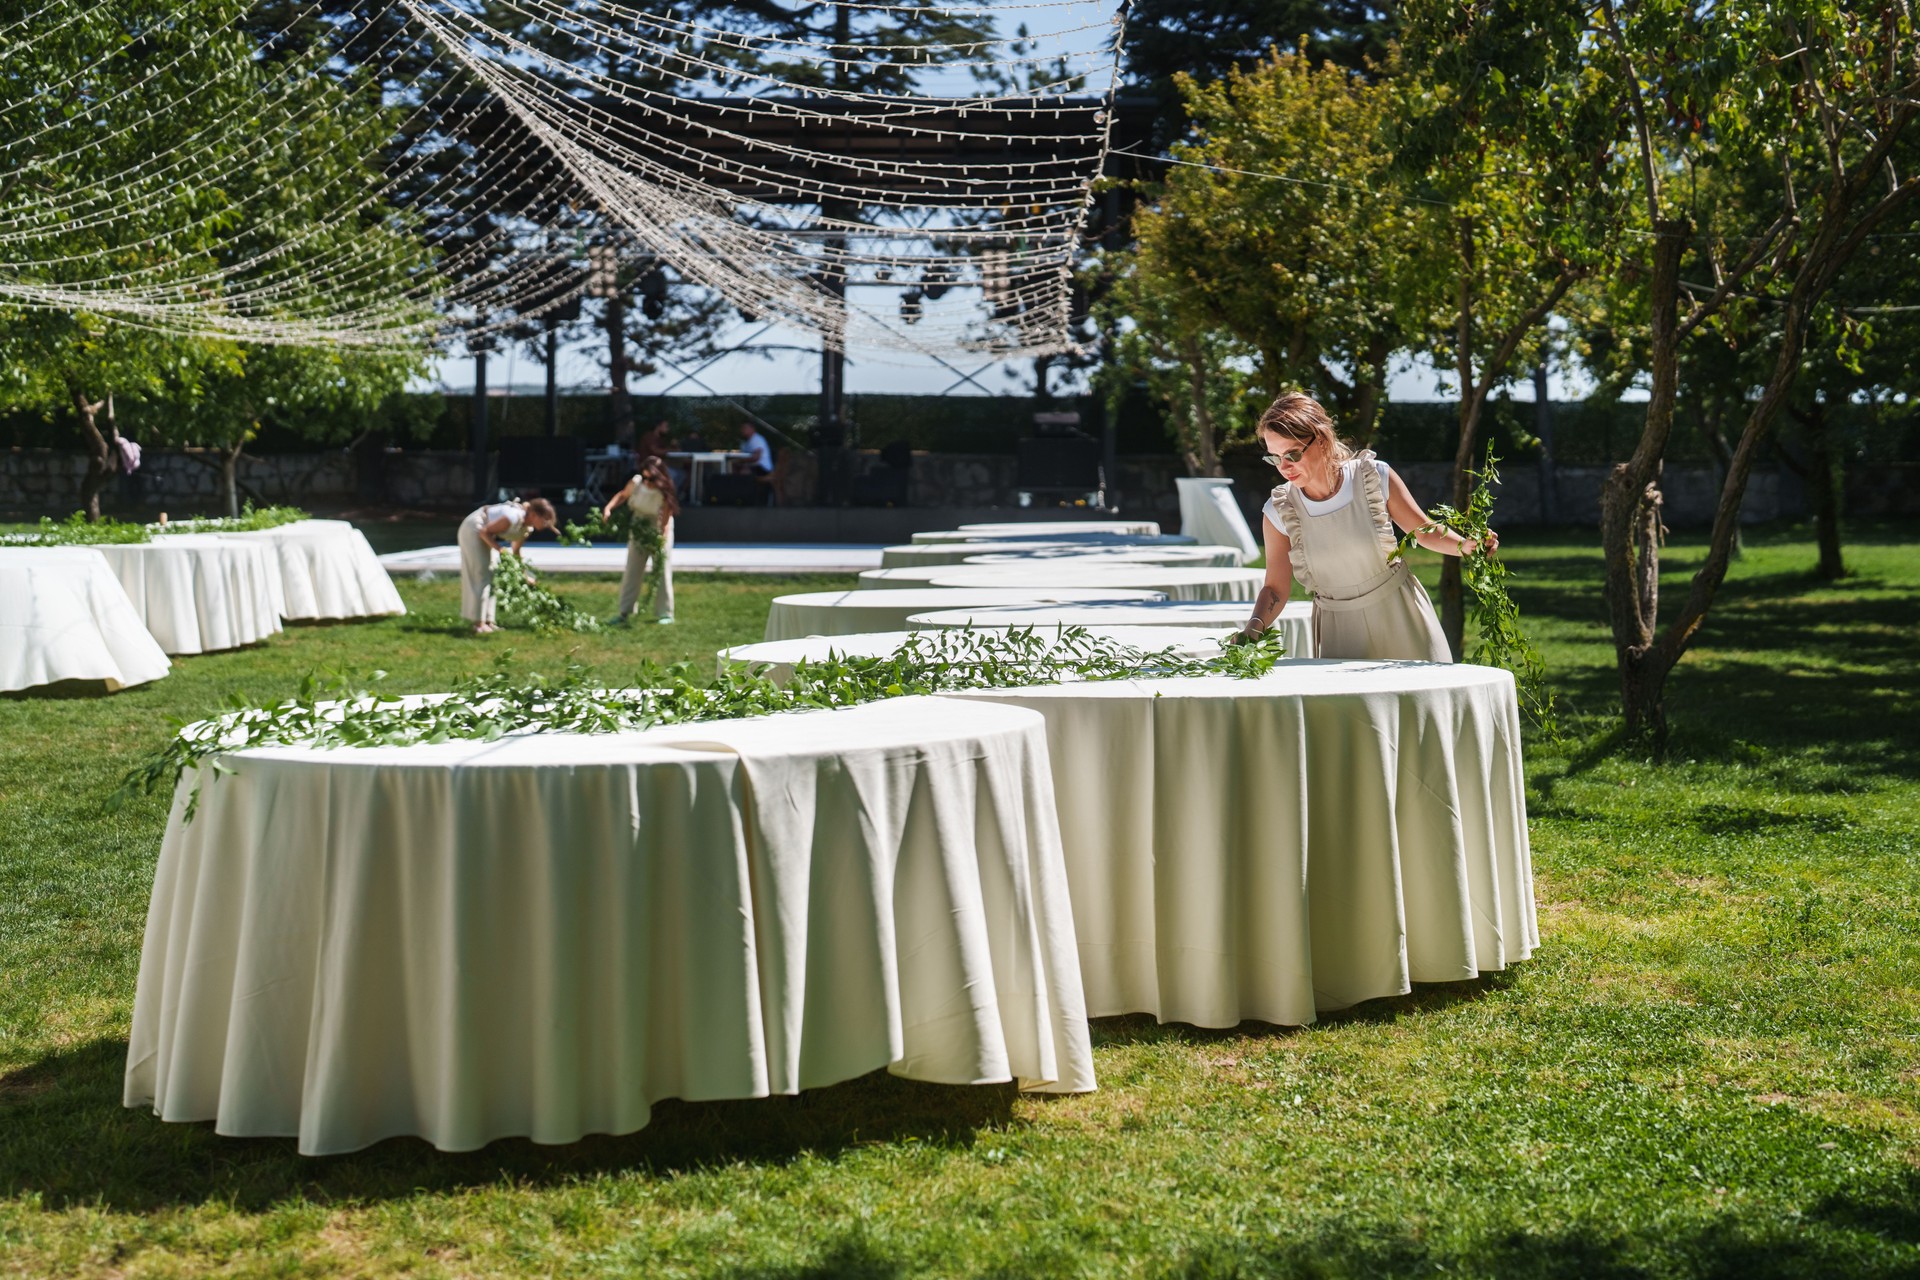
[1390,449,1556,733]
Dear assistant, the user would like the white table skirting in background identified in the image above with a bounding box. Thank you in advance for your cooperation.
[719,625,1238,686]
[1175,477,1261,561]
[0,548,171,693]
[94,535,283,655]
[124,698,1095,1156]
[227,520,405,621]
[926,564,1264,604]
[764,588,1165,641]
[879,536,1200,569]
[963,545,1242,568]
[910,600,1315,659]
[944,661,1536,1027]
[911,520,1162,543]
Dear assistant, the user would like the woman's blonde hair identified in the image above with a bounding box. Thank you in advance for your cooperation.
[1258,392,1354,464]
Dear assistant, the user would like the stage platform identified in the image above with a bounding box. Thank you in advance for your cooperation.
[379,542,885,576]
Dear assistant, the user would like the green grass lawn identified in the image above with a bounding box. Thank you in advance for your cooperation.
[2,527,1918,1279]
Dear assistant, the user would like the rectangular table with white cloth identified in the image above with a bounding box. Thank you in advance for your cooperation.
[943,661,1536,1028]
[124,698,1094,1156]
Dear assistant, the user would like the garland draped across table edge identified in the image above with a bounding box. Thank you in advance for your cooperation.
[111,625,1291,821]
[0,504,311,546]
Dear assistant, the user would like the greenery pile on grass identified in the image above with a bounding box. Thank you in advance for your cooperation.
[2,533,1917,1278]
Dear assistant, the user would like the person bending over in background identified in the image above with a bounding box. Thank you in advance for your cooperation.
[459,496,556,635]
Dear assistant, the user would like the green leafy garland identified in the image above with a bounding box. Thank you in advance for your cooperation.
[489,558,601,633]
[0,504,311,546]
[1391,448,1557,734]
[112,626,1289,818]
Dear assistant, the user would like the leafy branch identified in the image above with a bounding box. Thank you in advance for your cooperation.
[1392,448,1558,735]
[489,560,602,634]
[112,626,1290,818]
[0,504,311,546]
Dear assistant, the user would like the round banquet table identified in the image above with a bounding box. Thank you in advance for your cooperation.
[0,548,171,693]
[764,588,1165,641]
[223,520,405,621]
[941,661,1536,1028]
[94,535,283,654]
[720,625,1235,686]
[912,520,1162,543]
[880,536,1204,569]
[926,564,1263,603]
[964,545,1241,567]
[123,697,1095,1156]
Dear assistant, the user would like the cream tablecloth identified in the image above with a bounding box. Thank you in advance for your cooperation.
[720,626,1235,686]
[1175,477,1260,560]
[0,548,171,693]
[944,661,1535,1027]
[224,520,405,621]
[95,535,283,654]
[124,698,1094,1156]
[927,564,1263,603]
[880,536,1204,569]
[764,588,1164,641]
[912,520,1162,543]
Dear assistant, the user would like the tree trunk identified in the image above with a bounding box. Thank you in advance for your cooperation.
[1440,220,1479,661]
[1349,335,1391,447]
[1180,336,1222,477]
[1600,218,1689,738]
[220,444,244,518]
[68,382,112,522]
[607,291,634,443]
[1804,402,1845,579]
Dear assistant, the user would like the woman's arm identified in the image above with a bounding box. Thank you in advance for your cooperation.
[1238,514,1295,641]
[1385,469,1499,557]
[602,479,635,521]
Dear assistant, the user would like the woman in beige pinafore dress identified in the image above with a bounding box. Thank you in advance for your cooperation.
[1236,393,1497,660]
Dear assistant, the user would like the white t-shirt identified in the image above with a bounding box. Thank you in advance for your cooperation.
[740,432,774,471]
[626,480,667,519]
[1263,459,1394,531]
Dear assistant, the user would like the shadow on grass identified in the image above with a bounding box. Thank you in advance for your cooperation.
[720,1173,1920,1279]
[0,1038,1018,1213]
[1,678,124,701]
[1090,975,1515,1050]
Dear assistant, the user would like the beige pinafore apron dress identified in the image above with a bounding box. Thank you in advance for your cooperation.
[1267,451,1451,662]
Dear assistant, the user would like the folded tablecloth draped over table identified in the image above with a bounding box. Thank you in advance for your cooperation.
[1175,477,1261,561]
[0,548,171,693]
[926,565,1264,604]
[763,588,1165,641]
[125,698,1094,1156]
[945,661,1536,1028]
[226,520,404,621]
[928,520,1163,541]
[94,535,283,654]
[879,536,1203,569]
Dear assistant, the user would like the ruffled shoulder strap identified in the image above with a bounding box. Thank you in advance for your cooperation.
[1351,449,1398,559]
[1268,481,1314,592]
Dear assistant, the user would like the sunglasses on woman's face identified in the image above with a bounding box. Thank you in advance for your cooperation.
[1263,444,1310,467]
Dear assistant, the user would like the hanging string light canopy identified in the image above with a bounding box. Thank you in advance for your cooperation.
[0,0,1129,357]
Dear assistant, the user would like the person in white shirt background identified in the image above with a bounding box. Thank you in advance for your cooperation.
[457,496,557,635]
[736,421,774,477]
